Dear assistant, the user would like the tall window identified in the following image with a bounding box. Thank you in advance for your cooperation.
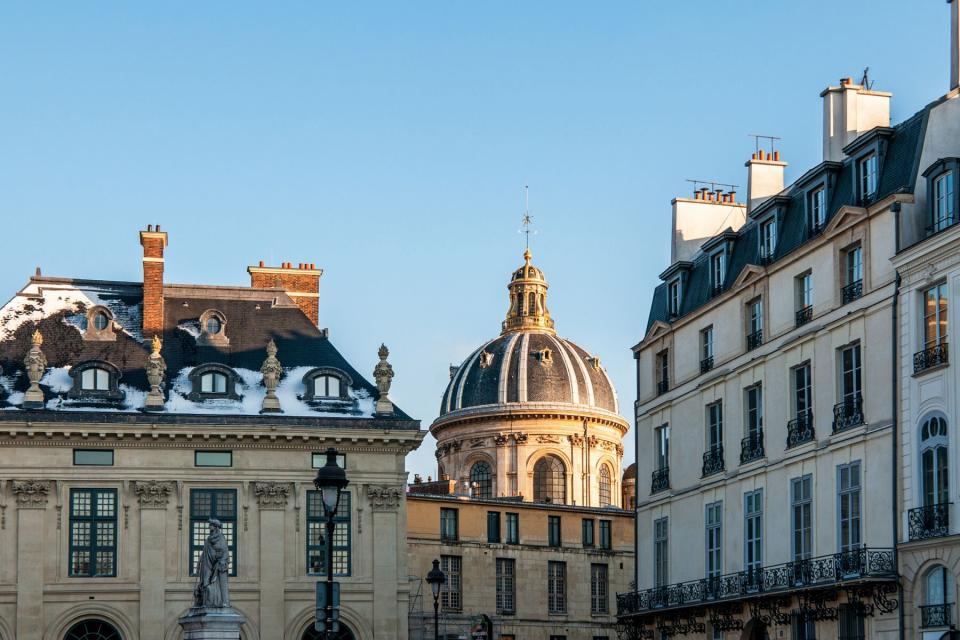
[839,344,862,405]
[809,186,826,230]
[534,456,567,504]
[548,561,567,614]
[668,279,681,317]
[705,502,723,578]
[582,519,595,547]
[760,217,777,259]
[548,515,562,547]
[838,603,865,640]
[924,565,955,614]
[487,511,501,543]
[744,490,763,574]
[591,564,609,614]
[655,424,670,471]
[846,245,863,286]
[838,462,862,551]
[707,402,723,451]
[920,415,949,508]
[656,350,669,393]
[859,153,878,201]
[598,465,612,506]
[653,517,669,587]
[190,489,236,576]
[80,368,110,391]
[701,326,714,369]
[711,252,726,292]
[747,298,763,343]
[307,491,351,575]
[440,508,458,542]
[69,489,117,577]
[440,555,462,611]
[599,520,612,550]
[796,272,812,313]
[496,558,516,614]
[934,171,955,231]
[745,385,763,439]
[505,512,519,544]
[794,363,812,419]
[470,461,493,499]
[924,283,949,350]
[791,475,813,561]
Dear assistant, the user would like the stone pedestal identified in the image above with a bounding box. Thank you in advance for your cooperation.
[178,607,246,640]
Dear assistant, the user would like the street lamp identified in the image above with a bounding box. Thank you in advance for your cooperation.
[426,558,446,640]
[313,448,349,639]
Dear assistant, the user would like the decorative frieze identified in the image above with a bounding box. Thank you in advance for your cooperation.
[134,480,173,508]
[366,485,402,510]
[254,482,291,510]
[13,480,50,508]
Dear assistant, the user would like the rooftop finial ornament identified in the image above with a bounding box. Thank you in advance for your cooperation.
[145,335,167,411]
[519,185,535,250]
[374,343,395,416]
[23,329,47,409]
[260,339,283,413]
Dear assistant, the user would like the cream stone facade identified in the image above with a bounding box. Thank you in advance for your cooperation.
[0,226,424,640]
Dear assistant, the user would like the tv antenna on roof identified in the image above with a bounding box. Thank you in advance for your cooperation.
[748,134,781,156]
[860,67,874,90]
[519,185,536,249]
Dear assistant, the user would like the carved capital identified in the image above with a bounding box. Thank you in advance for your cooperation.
[134,480,173,508]
[568,434,584,447]
[13,480,50,508]
[366,485,402,510]
[254,482,291,510]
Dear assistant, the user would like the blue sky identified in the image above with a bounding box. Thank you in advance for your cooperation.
[0,1,949,477]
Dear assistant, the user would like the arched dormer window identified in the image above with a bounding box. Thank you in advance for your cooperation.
[920,415,949,508]
[188,364,240,400]
[302,367,353,404]
[470,461,493,499]
[84,306,116,342]
[198,309,229,346]
[68,361,123,401]
[533,455,566,504]
[598,464,612,507]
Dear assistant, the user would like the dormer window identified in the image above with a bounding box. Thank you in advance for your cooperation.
[68,361,123,402]
[84,306,116,342]
[198,310,229,346]
[201,372,228,394]
[479,351,494,368]
[759,217,777,262]
[93,312,110,331]
[809,186,826,234]
[922,159,960,235]
[710,252,725,295]
[82,367,110,391]
[667,279,681,318]
[537,348,553,364]
[205,316,222,334]
[188,364,240,400]
[302,368,353,405]
[858,153,878,202]
[314,374,341,398]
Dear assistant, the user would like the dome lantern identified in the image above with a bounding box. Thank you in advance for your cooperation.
[501,248,555,335]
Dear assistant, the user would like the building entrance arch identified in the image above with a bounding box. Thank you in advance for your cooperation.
[63,619,123,640]
[301,622,355,640]
[741,618,769,640]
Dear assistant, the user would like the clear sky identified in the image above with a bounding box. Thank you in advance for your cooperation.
[0,1,950,478]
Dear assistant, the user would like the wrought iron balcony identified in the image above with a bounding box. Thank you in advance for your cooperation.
[786,411,815,448]
[739,431,764,465]
[657,379,669,396]
[746,330,763,351]
[927,216,958,236]
[795,305,813,327]
[842,279,863,304]
[908,503,950,540]
[914,343,949,374]
[832,394,864,433]
[616,548,896,618]
[921,603,953,628]
[702,445,724,477]
[700,356,714,374]
[651,467,669,494]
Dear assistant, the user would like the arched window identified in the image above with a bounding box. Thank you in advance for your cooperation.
[470,461,493,499]
[93,311,110,331]
[201,372,228,394]
[81,367,111,391]
[302,622,355,640]
[63,619,123,640]
[528,292,536,315]
[924,565,955,630]
[69,361,123,401]
[517,293,524,315]
[920,415,949,507]
[598,465,612,507]
[534,456,566,504]
[314,375,341,398]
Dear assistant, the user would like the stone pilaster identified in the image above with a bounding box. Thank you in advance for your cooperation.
[256,482,289,634]
[136,481,171,637]
[13,481,49,640]
[369,485,404,639]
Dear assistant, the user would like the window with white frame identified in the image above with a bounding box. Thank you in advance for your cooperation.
[858,153,878,201]
[791,475,813,561]
[496,558,516,614]
[200,371,228,394]
[655,424,669,471]
[548,561,567,614]
[654,517,669,587]
[809,186,826,231]
[934,170,955,232]
[705,502,722,579]
[796,272,812,312]
[839,344,862,406]
[80,367,111,391]
[924,283,949,350]
[845,244,863,292]
[745,385,762,440]
[838,461,862,552]
[701,326,714,364]
[440,555,462,611]
[590,563,609,614]
[668,279,681,317]
[793,362,812,419]
[760,217,777,259]
[711,252,725,292]
[707,402,723,451]
[920,415,949,508]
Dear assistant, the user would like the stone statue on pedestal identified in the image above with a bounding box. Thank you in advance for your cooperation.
[373,343,394,415]
[193,519,231,608]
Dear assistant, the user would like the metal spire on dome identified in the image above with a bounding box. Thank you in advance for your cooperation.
[502,210,555,336]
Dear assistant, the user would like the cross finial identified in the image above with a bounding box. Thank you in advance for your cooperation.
[520,185,534,250]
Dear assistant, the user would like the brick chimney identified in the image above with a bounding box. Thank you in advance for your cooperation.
[248,261,323,326]
[139,225,168,340]
[821,77,891,162]
[746,151,787,215]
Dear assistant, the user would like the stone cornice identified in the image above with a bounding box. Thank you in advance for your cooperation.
[431,402,629,435]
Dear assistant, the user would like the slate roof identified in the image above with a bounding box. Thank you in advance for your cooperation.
[0,276,415,424]
[645,107,928,333]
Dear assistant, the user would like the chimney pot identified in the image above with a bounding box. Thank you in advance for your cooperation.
[156,224,160,231]
[773,150,780,161]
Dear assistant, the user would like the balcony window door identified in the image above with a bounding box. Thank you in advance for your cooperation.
[838,462,862,552]
[744,490,763,575]
[711,252,726,293]
[858,153,878,202]
[846,246,863,286]
[654,517,669,587]
[924,283,949,350]
[840,344,862,406]
[933,170,956,232]
[760,217,777,259]
[707,402,723,451]
[794,363,812,419]
[791,475,813,561]
[921,415,949,508]
[809,187,826,231]
[705,502,722,579]
[655,424,669,471]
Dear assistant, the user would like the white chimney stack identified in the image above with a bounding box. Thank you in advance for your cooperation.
[821,77,891,162]
[746,151,787,215]
[951,0,960,91]
[670,190,747,263]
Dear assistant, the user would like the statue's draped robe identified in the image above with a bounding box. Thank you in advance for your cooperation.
[196,530,230,607]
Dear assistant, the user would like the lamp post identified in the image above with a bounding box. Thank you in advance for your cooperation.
[313,447,348,640]
[426,558,446,640]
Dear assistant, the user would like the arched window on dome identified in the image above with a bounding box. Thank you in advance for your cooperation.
[470,461,493,499]
[920,415,949,508]
[534,456,567,504]
[598,465,612,507]
[528,292,536,315]
[517,293,524,315]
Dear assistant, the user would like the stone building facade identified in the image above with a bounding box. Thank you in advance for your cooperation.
[0,226,423,640]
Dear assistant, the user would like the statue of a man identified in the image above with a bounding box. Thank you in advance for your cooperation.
[194,518,231,608]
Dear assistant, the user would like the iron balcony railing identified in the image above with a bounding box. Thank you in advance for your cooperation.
[927,216,958,236]
[700,356,714,374]
[842,279,863,304]
[795,305,813,327]
[740,431,764,465]
[746,330,763,351]
[832,394,864,433]
[702,445,724,477]
[657,379,669,396]
[808,221,826,238]
[651,467,670,494]
[914,343,949,374]
[908,503,950,541]
[616,547,896,618]
[786,410,815,448]
[920,603,953,628]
